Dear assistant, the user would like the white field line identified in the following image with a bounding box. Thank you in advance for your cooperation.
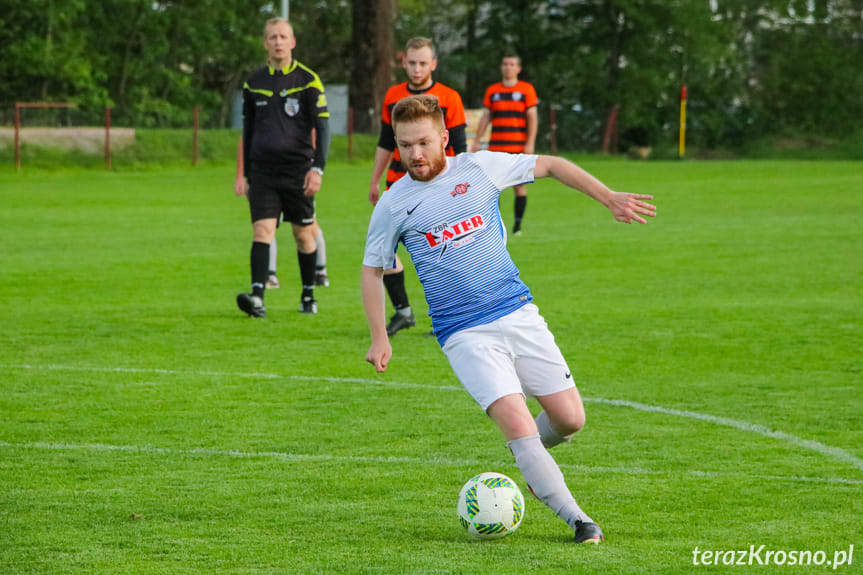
[2,363,285,380]
[0,440,861,486]
[3,363,863,477]
[582,398,863,473]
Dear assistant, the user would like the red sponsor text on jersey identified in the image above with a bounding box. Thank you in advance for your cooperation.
[425,214,485,247]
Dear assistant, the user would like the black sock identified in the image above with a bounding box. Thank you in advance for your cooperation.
[383,271,410,310]
[251,241,269,298]
[298,250,317,297]
[514,195,527,229]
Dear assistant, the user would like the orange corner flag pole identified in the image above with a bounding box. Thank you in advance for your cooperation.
[679,85,687,158]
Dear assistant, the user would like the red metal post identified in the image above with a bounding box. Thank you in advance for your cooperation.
[105,106,112,169]
[679,85,687,158]
[602,105,619,154]
[193,107,199,166]
[14,103,21,171]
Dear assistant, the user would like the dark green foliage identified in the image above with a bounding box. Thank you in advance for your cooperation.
[1,1,862,149]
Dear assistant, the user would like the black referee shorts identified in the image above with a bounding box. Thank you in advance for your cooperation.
[247,169,316,226]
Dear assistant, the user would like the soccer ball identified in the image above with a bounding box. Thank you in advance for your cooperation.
[457,472,525,539]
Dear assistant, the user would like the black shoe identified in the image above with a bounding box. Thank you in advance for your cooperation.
[237,293,266,318]
[315,270,329,287]
[573,521,604,544]
[300,296,318,314]
[386,311,416,336]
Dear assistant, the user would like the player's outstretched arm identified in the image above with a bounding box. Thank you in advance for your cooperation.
[362,265,392,372]
[534,155,657,224]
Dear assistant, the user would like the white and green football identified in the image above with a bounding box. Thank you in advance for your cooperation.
[457,472,525,539]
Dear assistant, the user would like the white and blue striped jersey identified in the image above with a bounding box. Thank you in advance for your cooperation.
[363,151,537,345]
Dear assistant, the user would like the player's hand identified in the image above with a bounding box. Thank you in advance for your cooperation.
[304,170,322,196]
[365,341,392,372]
[234,177,248,196]
[523,143,535,154]
[468,142,480,153]
[369,183,381,206]
[607,192,656,224]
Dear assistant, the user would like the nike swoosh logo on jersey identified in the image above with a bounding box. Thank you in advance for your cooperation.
[407,201,423,215]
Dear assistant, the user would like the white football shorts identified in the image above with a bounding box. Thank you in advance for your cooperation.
[441,303,575,411]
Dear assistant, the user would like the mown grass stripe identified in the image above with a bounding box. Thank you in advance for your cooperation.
[4,363,862,474]
[0,441,860,486]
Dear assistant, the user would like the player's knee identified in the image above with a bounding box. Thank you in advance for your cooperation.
[554,409,585,437]
[291,226,316,252]
[253,229,275,244]
[252,220,277,243]
[296,237,316,253]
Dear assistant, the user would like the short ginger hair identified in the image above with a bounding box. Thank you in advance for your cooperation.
[391,94,446,133]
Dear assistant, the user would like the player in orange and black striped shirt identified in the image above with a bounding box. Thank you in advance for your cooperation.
[471,54,538,235]
[369,37,467,336]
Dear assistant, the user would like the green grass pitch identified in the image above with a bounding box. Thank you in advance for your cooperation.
[1,159,861,574]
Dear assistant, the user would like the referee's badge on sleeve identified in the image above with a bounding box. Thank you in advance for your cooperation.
[284,98,300,117]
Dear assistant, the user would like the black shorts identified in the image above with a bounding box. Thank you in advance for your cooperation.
[247,170,316,226]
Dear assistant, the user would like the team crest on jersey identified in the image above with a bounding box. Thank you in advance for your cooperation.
[284,98,300,117]
[424,214,485,259]
[513,91,523,101]
[450,182,470,197]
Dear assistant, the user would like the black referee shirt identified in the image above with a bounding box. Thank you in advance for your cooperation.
[242,61,329,177]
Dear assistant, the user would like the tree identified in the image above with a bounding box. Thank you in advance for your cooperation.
[0,0,107,116]
[350,0,395,133]
[2,0,861,145]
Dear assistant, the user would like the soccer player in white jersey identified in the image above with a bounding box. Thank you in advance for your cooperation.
[361,94,656,544]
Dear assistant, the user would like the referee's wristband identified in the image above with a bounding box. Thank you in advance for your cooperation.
[310,166,324,176]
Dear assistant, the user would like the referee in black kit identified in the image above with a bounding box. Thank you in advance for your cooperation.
[236,17,330,317]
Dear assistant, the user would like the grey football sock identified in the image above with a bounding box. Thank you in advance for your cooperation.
[315,229,326,268]
[507,433,593,529]
[268,236,278,273]
[535,410,574,449]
